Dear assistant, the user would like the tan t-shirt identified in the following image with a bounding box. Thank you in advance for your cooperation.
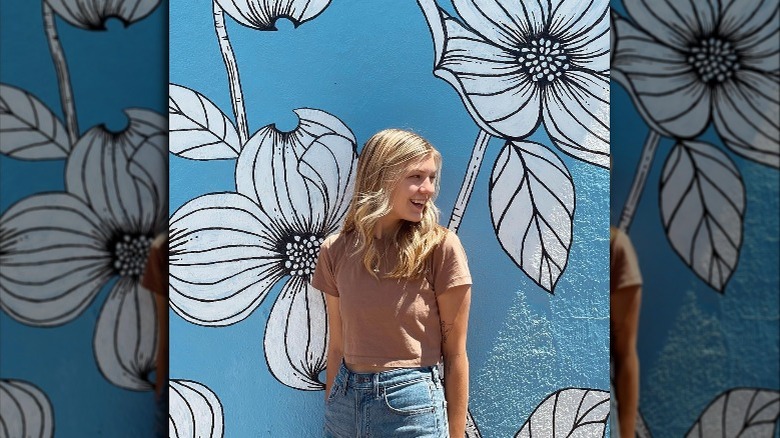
[610,227,642,293]
[311,229,472,367]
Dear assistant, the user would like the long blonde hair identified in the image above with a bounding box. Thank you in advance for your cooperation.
[341,129,447,279]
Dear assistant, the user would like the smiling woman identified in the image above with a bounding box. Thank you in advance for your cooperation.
[313,129,472,438]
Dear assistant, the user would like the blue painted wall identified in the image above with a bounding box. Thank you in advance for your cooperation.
[0,0,167,436]
[169,1,611,436]
[611,0,780,436]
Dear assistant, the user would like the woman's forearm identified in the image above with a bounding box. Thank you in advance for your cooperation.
[443,354,469,437]
[614,351,639,437]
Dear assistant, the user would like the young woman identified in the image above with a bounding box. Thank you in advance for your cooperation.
[312,129,472,437]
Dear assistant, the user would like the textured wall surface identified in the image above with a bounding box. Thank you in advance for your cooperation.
[0,0,167,436]
[169,1,611,437]
[611,0,780,436]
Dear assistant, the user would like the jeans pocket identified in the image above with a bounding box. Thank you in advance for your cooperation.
[383,378,436,415]
[325,376,342,404]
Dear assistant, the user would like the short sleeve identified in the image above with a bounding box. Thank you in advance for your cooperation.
[311,234,339,297]
[430,231,472,295]
[142,234,168,296]
[610,228,642,292]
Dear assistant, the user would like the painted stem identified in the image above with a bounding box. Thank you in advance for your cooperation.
[618,129,661,232]
[448,130,492,232]
[213,2,249,146]
[43,2,78,144]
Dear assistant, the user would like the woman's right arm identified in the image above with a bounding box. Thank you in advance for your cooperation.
[325,293,344,400]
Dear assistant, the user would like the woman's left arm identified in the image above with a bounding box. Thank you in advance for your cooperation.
[437,284,471,438]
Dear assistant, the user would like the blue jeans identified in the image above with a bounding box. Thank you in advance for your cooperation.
[324,362,449,437]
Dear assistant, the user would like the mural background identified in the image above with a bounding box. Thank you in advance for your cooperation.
[169,0,611,437]
[611,0,780,436]
[0,0,167,436]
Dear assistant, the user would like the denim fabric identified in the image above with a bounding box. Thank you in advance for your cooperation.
[324,362,449,437]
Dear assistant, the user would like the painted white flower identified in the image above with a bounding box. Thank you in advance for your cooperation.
[612,0,780,168]
[417,0,610,168]
[169,380,224,438]
[46,0,161,29]
[0,379,54,438]
[169,109,356,389]
[0,109,167,390]
[215,0,332,30]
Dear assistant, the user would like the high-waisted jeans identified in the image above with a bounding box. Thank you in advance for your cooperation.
[324,362,449,437]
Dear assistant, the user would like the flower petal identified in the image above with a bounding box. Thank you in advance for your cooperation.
[543,71,609,167]
[612,15,712,138]
[93,279,156,390]
[623,0,715,49]
[713,72,780,168]
[46,0,161,30]
[214,0,331,30]
[128,133,169,234]
[0,193,112,326]
[720,0,779,48]
[169,193,283,326]
[264,278,327,390]
[236,109,356,233]
[0,380,54,438]
[550,0,609,52]
[418,4,542,138]
[451,0,544,48]
[169,380,224,438]
[686,388,780,438]
[65,109,166,234]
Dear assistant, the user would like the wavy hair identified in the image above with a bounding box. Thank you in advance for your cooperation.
[341,129,447,279]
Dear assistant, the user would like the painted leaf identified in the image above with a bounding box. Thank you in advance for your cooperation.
[168,84,241,159]
[169,380,224,438]
[214,0,332,30]
[686,388,780,438]
[466,409,483,438]
[489,141,575,293]
[46,0,161,29]
[660,140,745,292]
[93,279,157,391]
[264,279,328,390]
[0,84,70,159]
[0,379,54,438]
[515,388,610,437]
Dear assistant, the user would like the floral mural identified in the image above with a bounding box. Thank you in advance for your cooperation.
[170,0,610,436]
[611,0,779,436]
[0,0,166,435]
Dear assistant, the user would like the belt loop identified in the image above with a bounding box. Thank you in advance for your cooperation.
[373,373,381,399]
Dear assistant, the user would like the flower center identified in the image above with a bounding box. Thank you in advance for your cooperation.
[112,234,153,277]
[517,36,571,85]
[281,234,324,278]
[687,36,740,84]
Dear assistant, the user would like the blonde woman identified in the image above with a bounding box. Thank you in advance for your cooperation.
[312,129,472,437]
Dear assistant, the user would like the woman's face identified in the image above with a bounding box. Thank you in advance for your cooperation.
[383,154,438,226]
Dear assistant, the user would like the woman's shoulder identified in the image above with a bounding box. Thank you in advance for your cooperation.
[321,230,354,253]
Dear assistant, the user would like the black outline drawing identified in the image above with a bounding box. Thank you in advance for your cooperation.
[169,379,224,438]
[612,1,779,288]
[685,387,780,438]
[489,140,576,292]
[416,0,609,294]
[169,83,242,159]
[0,84,71,159]
[0,379,55,438]
[514,387,611,437]
[168,108,357,390]
[659,140,746,292]
[0,109,167,390]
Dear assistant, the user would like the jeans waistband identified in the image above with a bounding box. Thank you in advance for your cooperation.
[338,361,440,390]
